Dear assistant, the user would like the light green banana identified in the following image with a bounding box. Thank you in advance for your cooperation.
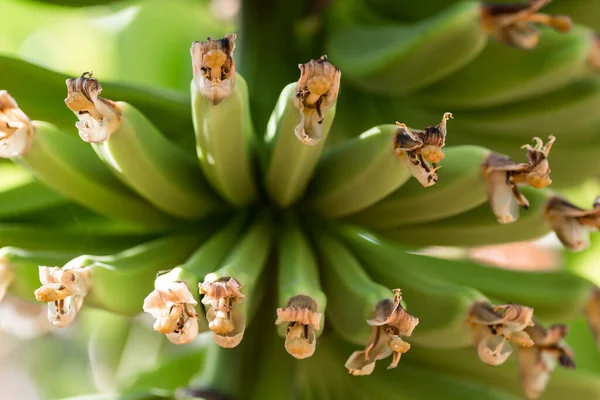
[326,1,488,96]
[264,84,337,207]
[416,26,595,109]
[347,145,490,229]
[64,74,224,220]
[190,74,258,206]
[334,222,486,348]
[381,186,551,247]
[307,124,412,218]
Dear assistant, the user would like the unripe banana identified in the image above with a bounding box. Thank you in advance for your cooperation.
[65,73,224,220]
[381,187,551,247]
[347,145,490,229]
[190,35,258,207]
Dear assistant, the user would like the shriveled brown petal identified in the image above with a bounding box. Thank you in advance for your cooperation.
[586,287,600,348]
[545,196,600,252]
[190,34,237,104]
[293,55,341,145]
[276,295,322,359]
[480,0,572,49]
[345,327,394,376]
[284,322,317,359]
[0,258,14,303]
[367,289,419,336]
[200,277,246,348]
[64,72,121,143]
[397,150,439,188]
[0,91,35,158]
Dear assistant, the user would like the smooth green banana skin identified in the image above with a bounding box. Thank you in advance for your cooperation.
[17,121,175,228]
[307,125,411,218]
[326,1,487,95]
[92,102,224,220]
[277,212,327,337]
[416,26,594,109]
[335,223,485,348]
[381,187,551,247]
[346,145,490,228]
[191,75,258,207]
[264,83,336,207]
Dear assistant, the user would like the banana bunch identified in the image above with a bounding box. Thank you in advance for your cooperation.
[2,0,600,396]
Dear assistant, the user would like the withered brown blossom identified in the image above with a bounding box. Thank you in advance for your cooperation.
[394,112,452,187]
[0,91,35,158]
[345,289,418,375]
[482,136,554,224]
[199,276,246,348]
[275,295,322,359]
[190,34,237,104]
[294,55,341,145]
[64,72,121,143]
[467,301,535,366]
[517,322,575,399]
[545,195,600,251]
[34,266,92,327]
[480,0,572,50]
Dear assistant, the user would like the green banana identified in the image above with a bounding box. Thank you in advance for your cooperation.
[65,74,224,220]
[307,124,412,218]
[326,1,488,95]
[416,26,595,109]
[347,145,490,229]
[381,187,551,247]
[190,35,258,207]
[264,55,341,207]
[276,212,327,359]
[333,222,486,348]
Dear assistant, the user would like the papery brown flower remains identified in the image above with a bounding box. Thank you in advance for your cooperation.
[190,34,237,104]
[545,195,600,252]
[0,91,35,158]
[345,289,418,375]
[275,295,322,359]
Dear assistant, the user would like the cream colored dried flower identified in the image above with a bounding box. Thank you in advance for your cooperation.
[345,289,418,375]
[0,90,35,158]
[190,34,237,104]
[199,276,246,348]
[482,136,554,224]
[275,295,322,359]
[294,55,341,145]
[467,301,535,366]
[143,279,199,345]
[394,112,452,187]
[64,72,121,143]
[545,195,600,252]
[34,266,92,327]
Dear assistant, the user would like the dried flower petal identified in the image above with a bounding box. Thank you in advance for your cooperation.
[345,289,418,375]
[394,113,452,187]
[467,301,535,366]
[586,287,600,348]
[480,0,572,49]
[34,266,92,327]
[293,55,341,145]
[190,34,237,104]
[517,323,575,399]
[143,279,199,345]
[275,295,322,359]
[482,136,554,224]
[0,257,13,303]
[64,72,121,143]
[0,91,35,158]
[545,196,600,252]
[199,276,246,348]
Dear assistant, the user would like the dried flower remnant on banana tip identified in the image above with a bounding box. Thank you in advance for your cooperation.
[34,266,92,327]
[0,257,14,303]
[0,91,35,158]
[480,0,572,50]
[275,295,322,359]
[294,55,341,145]
[482,136,555,224]
[191,34,237,104]
[467,302,535,366]
[199,276,246,348]
[345,289,419,376]
[143,276,199,345]
[64,72,121,143]
[544,195,600,252]
[394,112,452,187]
[586,287,600,349]
[517,322,575,400]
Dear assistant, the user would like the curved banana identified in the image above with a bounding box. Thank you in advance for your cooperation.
[190,35,258,206]
[65,73,224,220]
[347,145,490,229]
